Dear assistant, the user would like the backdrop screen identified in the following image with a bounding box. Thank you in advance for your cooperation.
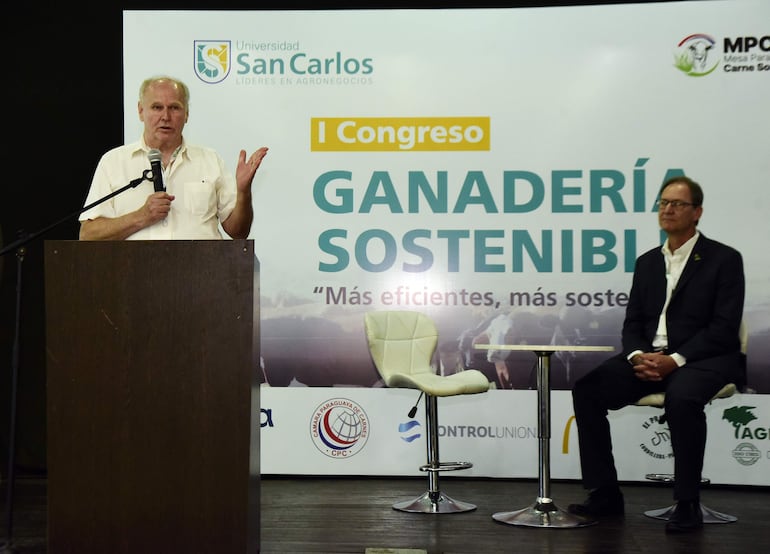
[123,2,770,393]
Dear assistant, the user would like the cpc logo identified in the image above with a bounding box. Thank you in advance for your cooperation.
[310,398,369,458]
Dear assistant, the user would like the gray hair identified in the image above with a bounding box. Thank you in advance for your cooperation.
[138,76,190,109]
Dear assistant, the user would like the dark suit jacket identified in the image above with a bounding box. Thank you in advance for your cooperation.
[620,232,745,386]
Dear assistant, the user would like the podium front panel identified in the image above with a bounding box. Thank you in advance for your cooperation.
[45,239,259,553]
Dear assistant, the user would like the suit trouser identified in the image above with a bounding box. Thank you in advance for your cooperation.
[572,356,727,501]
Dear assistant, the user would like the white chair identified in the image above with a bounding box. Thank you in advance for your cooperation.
[635,321,748,524]
[364,310,490,513]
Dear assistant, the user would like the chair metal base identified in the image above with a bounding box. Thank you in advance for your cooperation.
[644,503,737,524]
[645,473,710,485]
[643,473,736,523]
[492,497,597,528]
[393,490,477,514]
[395,394,478,514]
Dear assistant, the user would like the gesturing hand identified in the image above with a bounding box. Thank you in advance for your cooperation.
[235,147,269,192]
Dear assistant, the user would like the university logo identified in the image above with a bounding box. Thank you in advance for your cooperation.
[194,40,231,84]
[673,34,719,77]
[310,398,369,458]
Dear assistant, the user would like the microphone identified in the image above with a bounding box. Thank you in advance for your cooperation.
[147,149,165,192]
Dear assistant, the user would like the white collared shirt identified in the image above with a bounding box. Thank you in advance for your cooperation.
[651,231,700,364]
[80,139,237,240]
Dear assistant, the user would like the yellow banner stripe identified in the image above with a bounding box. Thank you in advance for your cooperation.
[311,117,490,152]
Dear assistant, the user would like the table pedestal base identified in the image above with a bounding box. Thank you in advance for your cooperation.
[492,498,597,528]
[475,345,614,531]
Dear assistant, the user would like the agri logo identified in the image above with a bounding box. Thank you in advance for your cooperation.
[194,40,231,84]
[674,34,719,76]
[722,405,763,467]
[310,398,369,458]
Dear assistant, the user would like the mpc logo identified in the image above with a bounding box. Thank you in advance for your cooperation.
[194,40,231,84]
[673,33,719,76]
[672,33,770,77]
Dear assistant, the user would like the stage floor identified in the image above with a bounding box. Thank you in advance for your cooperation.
[2,474,769,553]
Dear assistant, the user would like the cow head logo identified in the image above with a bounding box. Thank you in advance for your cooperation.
[674,34,719,77]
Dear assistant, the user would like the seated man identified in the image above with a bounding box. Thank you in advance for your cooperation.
[567,175,745,533]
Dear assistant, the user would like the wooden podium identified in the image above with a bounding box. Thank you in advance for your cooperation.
[44,240,260,553]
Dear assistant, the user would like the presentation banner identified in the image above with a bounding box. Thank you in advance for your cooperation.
[124,3,769,393]
[259,386,770,486]
[123,3,769,482]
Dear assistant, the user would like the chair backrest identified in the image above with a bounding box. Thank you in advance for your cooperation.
[735,319,749,392]
[739,319,748,355]
[364,311,438,384]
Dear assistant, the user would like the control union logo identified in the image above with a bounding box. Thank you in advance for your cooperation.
[673,34,719,76]
[398,419,421,443]
[310,398,369,458]
[194,40,231,84]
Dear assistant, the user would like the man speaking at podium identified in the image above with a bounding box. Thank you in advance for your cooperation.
[79,75,268,240]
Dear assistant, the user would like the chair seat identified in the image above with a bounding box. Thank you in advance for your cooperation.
[385,369,490,397]
[636,382,736,408]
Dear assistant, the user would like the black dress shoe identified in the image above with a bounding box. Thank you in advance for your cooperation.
[568,488,624,517]
[665,500,703,533]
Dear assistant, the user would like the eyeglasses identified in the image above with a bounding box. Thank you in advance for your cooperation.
[658,199,696,210]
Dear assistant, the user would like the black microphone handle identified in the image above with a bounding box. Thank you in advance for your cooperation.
[408,391,424,418]
[149,159,165,192]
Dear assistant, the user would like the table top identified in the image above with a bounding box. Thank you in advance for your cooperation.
[475,344,615,352]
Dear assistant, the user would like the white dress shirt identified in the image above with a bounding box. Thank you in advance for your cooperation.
[80,139,237,240]
[628,232,700,367]
[652,231,700,366]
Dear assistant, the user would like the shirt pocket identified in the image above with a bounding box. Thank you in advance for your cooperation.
[182,179,216,216]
